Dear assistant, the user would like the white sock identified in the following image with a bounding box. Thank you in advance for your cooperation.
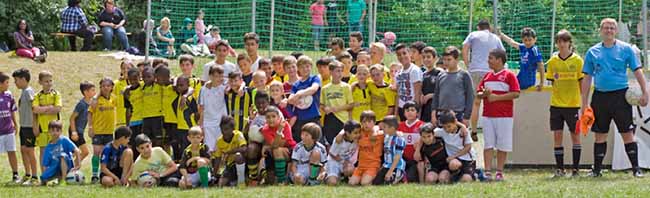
[236,163,246,183]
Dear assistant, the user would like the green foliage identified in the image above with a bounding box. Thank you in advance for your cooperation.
[0,0,146,50]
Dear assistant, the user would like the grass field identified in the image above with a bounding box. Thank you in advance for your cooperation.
[1,52,650,197]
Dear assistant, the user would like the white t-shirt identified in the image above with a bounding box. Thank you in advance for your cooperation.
[251,56,262,73]
[198,84,227,126]
[434,126,475,161]
[396,63,422,108]
[201,60,238,82]
[327,131,358,163]
[462,30,505,73]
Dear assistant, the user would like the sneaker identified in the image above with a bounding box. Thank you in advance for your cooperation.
[571,170,580,177]
[91,176,100,184]
[633,168,644,178]
[22,177,38,186]
[483,172,493,182]
[552,169,565,178]
[14,175,28,184]
[45,179,59,186]
[587,170,602,177]
[495,172,504,181]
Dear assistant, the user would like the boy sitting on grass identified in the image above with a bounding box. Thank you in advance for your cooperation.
[40,120,81,186]
[100,126,134,187]
[290,123,328,185]
[178,126,211,189]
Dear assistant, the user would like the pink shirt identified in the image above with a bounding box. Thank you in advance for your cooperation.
[195,19,206,44]
[310,3,326,26]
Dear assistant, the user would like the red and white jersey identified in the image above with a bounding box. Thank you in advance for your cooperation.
[477,69,520,117]
[398,119,424,161]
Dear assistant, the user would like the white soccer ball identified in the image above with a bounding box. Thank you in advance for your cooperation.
[65,170,85,185]
[626,86,643,106]
[137,172,157,188]
[248,125,266,143]
[296,96,313,110]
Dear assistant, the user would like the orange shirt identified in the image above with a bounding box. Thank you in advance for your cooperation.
[357,127,384,169]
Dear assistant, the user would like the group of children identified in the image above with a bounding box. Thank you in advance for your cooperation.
[0,25,603,188]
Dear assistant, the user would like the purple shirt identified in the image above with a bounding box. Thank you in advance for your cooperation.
[0,91,17,135]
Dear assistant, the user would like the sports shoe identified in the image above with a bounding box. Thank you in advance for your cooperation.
[633,168,644,178]
[91,176,100,184]
[22,177,38,186]
[571,170,580,177]
[495,172,505,181]
[552,169,565,178]
[483,172,493,182]
[587,170,602,177]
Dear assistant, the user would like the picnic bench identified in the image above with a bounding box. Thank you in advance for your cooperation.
[50,32,132,50]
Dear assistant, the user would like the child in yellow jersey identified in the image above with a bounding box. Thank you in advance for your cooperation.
[320,61,354,145]
[88,77,118,183]
[32,71,62,173]
[124,67,143,152]
[317,57,332,87]
[178,55,202,99]
[337,52,357,84]
[258,58,275,86]
[114,60,133,127]
[214,116,247,187]
[178,127,211,189]
[351,65,372,122]
[272,55,289,83]
[140,66,164,147]
[155,66,176,153]
[545,30,584,177]
[172,76,199,162]
[369,64,397,123]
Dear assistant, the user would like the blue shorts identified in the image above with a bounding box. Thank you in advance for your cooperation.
[41,156,73,182]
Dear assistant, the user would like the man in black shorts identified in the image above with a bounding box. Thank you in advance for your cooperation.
[581,18,648,177]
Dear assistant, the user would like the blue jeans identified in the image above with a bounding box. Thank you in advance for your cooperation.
[101,26,130,50]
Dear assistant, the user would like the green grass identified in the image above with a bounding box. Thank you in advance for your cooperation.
[1,51,650,197]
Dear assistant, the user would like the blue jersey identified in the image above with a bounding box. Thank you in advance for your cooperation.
[583,41,641,92]
[101,141,127,170]
[291,75,321,120]
[517,44,543,90]
[382,134,406,171]
[42,136,77,168]
[73,99,89,133]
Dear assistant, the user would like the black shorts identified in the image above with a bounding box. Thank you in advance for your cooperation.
[405,160,419,183]
[549,107,579,132]
[322,113,344,145]
[19,127,36,147]
[221,164,239,183]
[100,167,123,179]
[163,123,177,144]
[591,89,634,133]
[451,159,475,182]
[292,117,320,143]
[93,134,113,146]
[428,162,449,173]
[143,116,164,140]
[398,107,406,122]
[68,128,86,147]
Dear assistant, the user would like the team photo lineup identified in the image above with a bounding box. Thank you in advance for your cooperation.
[1,0,649,191]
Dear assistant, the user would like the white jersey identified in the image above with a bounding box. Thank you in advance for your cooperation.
[434,127,475,161]
[292,142,328,165]
[327,132,358,164]
[198,84,227,126]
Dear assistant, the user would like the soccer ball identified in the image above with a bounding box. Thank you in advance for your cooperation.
[295,96,313,110]
[65,170,85,185]
[248,125,266,143]
[137,172,157,188]
[626,86,643,106]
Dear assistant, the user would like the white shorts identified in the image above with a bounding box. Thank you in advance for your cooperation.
[203,125,222,152]
[291,163,311,182]
[325,160,343,178]
[0,133,17,152]
[184,171,212,187]
[481,117,513,152]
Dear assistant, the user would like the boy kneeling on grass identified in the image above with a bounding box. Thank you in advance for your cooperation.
[214,116,247,187]
[435,110,475,183]
[130,134,180,187]
[40,120,81,186]
[100,126,134,187]
[289,123,327,185]
[372,116,406,185]
[179,126,212,189]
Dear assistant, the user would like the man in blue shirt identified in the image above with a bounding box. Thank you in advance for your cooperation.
[60,0,94,51]
[581,18,648,178]
[346,0,366,33]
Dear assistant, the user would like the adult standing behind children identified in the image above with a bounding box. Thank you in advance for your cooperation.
[462,20,504,88]
[97,0,130,51]
[346,0,366,33]
[244,32,263,72]
[60,0,94,51]
[581,18,648,178]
